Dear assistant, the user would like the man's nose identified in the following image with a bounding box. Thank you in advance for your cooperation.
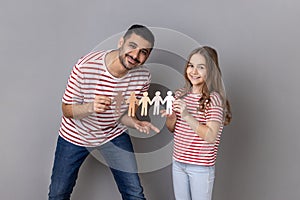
[130,49,140,59]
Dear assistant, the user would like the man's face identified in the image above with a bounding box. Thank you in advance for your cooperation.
[118,33,152,70]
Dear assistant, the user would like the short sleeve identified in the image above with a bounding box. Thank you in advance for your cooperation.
[62,64,84,104]
[137,70,151,99]
[206,92,224,123]
[142,72,151,93]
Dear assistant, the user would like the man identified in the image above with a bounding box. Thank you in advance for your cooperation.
[48,24,159,200]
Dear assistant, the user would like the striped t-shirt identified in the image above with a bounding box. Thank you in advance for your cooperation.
[173,91,224,166]
[59,50,151,147]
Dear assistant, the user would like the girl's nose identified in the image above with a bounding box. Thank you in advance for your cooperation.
[191,67,199,74]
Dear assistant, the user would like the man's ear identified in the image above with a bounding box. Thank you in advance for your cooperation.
[118,37,124,48]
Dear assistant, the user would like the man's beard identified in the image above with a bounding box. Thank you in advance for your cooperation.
[119,53,141,70]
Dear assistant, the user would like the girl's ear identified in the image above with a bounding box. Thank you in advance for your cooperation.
[118,37,124,48]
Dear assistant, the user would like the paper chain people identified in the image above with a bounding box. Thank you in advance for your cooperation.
[139,92,151,116]
[151,91,164,115]
[112,91,126,117]
[126,91,139,117]
[114,90,175,117]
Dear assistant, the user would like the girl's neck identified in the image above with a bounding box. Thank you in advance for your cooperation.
[191,85,203,94]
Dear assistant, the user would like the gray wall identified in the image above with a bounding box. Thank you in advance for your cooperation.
[1,0,300,199]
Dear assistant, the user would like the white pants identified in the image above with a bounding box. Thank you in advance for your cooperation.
[172,160,215,200]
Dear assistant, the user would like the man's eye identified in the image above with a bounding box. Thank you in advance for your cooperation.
[129,44,136,49]
[141,50,148,55]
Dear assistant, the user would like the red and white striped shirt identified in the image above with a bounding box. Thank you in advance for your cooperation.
[59,51,151,147]
[173,91,224,166]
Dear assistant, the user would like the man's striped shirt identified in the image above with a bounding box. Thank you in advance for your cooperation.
[59,51,151,147]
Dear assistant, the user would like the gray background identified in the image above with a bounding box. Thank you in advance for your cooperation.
[1,0,300,199]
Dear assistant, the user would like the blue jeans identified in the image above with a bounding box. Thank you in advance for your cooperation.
[48,133,146,200]
[172,160,215,200]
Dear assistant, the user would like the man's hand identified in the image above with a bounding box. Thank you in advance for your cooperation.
[120,115,160,134]
[134,120,160,134]
[62,95,111,119]
[93,95,111,113]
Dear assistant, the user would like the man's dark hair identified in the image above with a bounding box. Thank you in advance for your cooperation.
[123,24,155,48]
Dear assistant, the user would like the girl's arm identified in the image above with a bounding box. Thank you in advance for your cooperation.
[161,110,177,133]
[173,99,221,143]
[181,113,220,143]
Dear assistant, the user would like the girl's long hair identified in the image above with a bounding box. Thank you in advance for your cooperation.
[177,46,232,125]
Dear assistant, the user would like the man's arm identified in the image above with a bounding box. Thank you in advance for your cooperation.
[62,95,111,119]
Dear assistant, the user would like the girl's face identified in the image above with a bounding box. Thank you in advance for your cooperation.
[186,53,207,89]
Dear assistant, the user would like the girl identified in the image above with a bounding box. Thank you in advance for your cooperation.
[162,46,232,200]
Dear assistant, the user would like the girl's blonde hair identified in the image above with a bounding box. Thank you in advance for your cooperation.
[178,46,232,125]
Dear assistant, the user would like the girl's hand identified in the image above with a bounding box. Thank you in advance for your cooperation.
[160,109,176,119]
[160,109,177,133]
[173,99,188,117]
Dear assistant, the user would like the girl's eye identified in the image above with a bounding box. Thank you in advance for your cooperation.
[197,65,206,70]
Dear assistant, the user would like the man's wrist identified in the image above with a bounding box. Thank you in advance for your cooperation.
[87,102,94,114]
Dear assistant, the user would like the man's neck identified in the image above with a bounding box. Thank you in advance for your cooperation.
[105,50,128,78]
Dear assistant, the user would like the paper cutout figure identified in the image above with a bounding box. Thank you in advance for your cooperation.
[126,91,139,117]
[112,91,125,117]
[139,92,152,116]
[163,91,175,114]
[151,91,164,115]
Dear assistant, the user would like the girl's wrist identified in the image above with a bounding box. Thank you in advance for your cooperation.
[181,109,189,118]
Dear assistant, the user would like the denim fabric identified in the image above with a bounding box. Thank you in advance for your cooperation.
[172,160,215,200]
[48,133,145,200]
